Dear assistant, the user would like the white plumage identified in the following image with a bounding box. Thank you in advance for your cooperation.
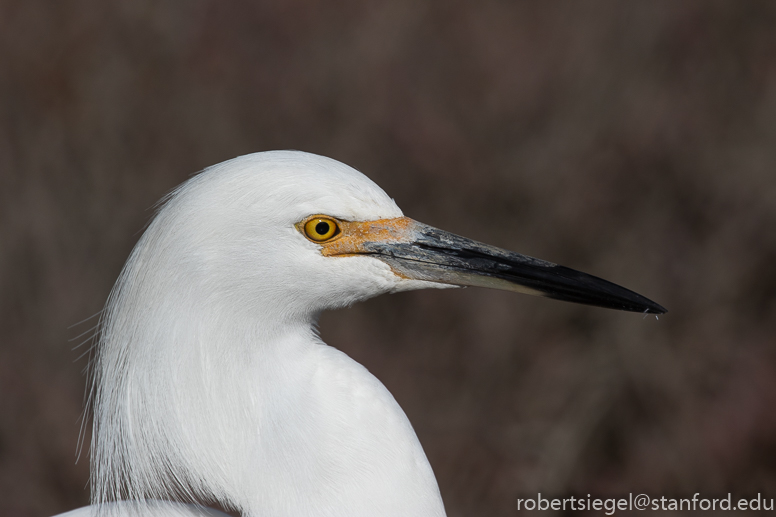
[57,151,664,517]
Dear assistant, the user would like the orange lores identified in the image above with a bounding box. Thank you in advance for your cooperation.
[298,216,416,257]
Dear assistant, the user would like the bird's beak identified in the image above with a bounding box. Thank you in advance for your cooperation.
[318,217,666,314]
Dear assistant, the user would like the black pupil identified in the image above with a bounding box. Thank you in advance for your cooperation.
[315,221,331,235]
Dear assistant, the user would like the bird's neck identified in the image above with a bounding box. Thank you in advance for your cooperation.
[93,302,445,517]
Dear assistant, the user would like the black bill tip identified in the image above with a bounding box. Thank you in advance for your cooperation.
[537,264,667,314]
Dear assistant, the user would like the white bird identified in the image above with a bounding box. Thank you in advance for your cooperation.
[56,151,664,517]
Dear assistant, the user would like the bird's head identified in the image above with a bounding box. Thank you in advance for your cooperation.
[131,150,664,328]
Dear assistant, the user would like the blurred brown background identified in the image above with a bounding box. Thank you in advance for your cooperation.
[2,1,776,516]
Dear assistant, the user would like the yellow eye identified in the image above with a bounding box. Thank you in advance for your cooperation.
[303,217,340,242]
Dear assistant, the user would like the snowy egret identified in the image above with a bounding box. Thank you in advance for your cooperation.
[57,151,664,517]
